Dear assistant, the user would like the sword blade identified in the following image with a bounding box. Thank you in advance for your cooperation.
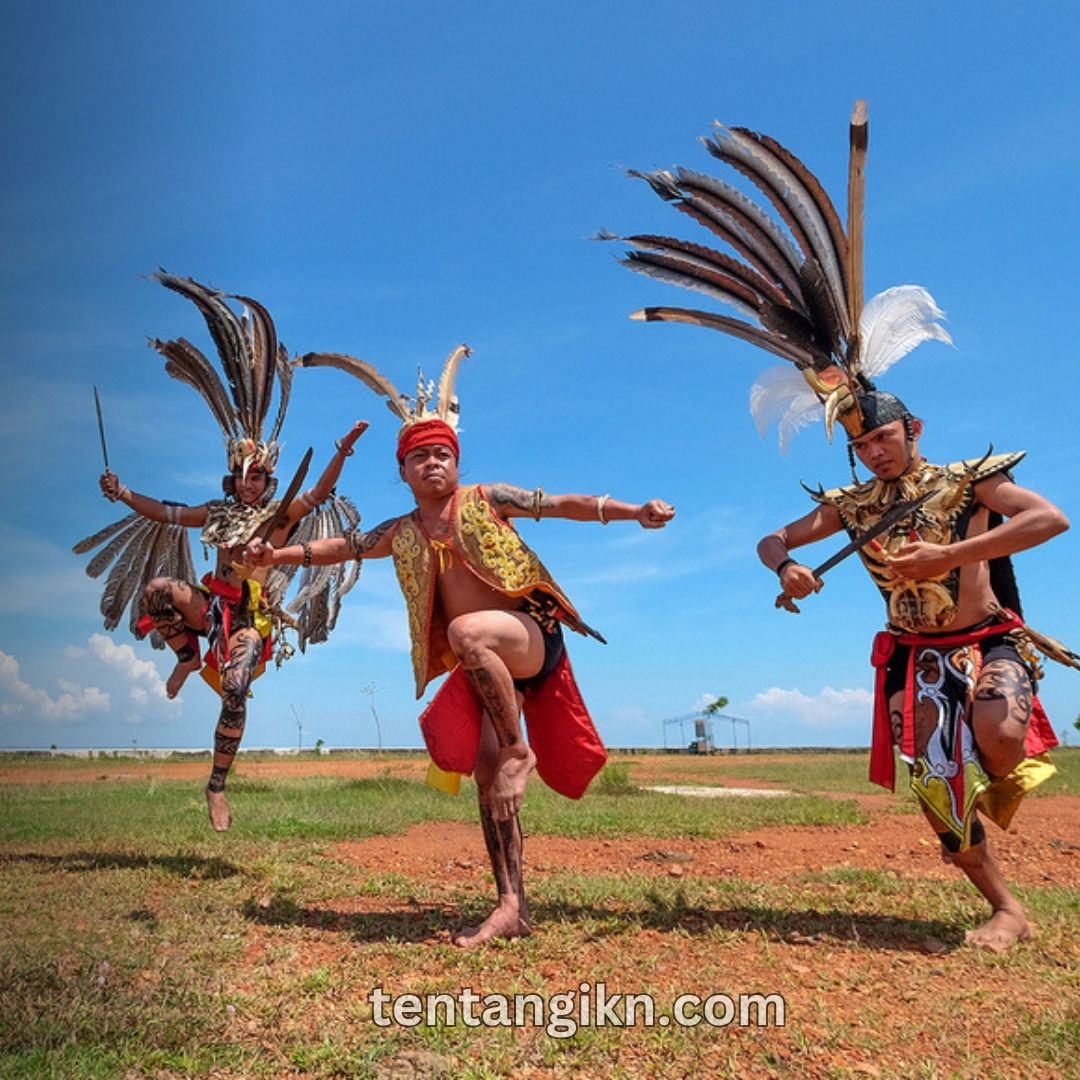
[811,490,935,579]
[249,447,314,544]
[93,385,110,471]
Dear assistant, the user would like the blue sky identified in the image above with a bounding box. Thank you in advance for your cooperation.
[1,1,1078,753]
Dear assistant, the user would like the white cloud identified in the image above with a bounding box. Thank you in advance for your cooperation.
[745,685,873,728]
[692,691,725,713]
[87,634,177,705]
[0,649,111,723]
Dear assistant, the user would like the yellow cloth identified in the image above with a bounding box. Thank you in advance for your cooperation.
[425,761,462,795]
[978,753,1057,831]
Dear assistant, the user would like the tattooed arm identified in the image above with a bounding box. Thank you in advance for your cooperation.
[245,517,398,567]
[99,471,208,527]
[484,483,675,529]
[283,421,368,527]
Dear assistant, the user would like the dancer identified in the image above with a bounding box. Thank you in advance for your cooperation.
[76,273,364,830]
[615,102,1075,950]
[247,346,674,945]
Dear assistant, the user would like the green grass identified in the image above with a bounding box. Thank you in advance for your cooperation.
[0,769,864,846]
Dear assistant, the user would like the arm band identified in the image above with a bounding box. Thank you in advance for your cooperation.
[775,558,796,578]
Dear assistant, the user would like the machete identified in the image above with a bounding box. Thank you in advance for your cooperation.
[775,489,935,613]
[93,385,110,472]
[248,447,313,544]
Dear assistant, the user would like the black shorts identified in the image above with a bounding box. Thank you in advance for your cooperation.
[513,610,566,693]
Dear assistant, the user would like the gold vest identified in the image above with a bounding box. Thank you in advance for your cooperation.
[391,484,581,696]
[813,452,1024,630]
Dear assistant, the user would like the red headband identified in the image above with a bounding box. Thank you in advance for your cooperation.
[396,419,460,464]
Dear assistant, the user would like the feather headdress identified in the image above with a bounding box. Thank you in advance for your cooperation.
[297,344,471,432]
[151,272,293,474]
[604,101,951,449]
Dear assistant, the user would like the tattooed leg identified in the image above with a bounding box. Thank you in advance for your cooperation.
[448,612,539,823]
[453,719,531,948]
[205,630,262,832]
[465,667,535,822]
[971,659,1032,778]
[143,577,204,699]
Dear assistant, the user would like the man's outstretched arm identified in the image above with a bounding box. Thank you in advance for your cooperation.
[245,517,398,568]
[98,471,208,527]
[485,484,674,529]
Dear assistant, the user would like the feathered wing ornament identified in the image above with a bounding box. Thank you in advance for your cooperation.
[606,101,952,445]
[73,510,194,647]
[263,492,363,652]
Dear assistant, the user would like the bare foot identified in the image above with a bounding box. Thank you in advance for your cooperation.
[166,656,202,699]
[205,788,232,832]
[964,908,1032,952]
[489,746,536,822]
[452,901,531,949]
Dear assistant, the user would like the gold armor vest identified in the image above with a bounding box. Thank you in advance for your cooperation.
[813,452,1024,630]
[391,484,582,697]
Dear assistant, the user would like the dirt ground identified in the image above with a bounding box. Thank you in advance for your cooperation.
[6,754,1078,889]
[8,754,1080,1078]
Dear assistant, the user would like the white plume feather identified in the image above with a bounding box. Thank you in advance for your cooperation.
[858,285,953,379]
[749,364,825,452]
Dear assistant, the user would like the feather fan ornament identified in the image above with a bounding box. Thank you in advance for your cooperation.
[606,101,952,445]
[73,512,194,645]
[151,272,293,473]
[265,493,362,651]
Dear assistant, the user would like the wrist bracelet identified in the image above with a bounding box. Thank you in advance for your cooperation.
[335,439,354,457]
[775,558,796,578]
[301,541,313,568]
[597,493,611,525]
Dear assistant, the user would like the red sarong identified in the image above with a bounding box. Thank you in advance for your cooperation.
[418,653,607,799]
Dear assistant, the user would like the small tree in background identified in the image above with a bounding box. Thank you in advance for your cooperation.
[704,696,729,717]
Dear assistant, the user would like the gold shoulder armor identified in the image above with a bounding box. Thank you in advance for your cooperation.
[945,451,1026,483]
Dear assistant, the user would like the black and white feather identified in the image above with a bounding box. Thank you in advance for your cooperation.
[151,272,293,467]
[265,493,363,651]
[605,104,951,445]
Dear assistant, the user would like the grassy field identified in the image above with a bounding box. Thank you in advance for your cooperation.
[0,750,1077,1079]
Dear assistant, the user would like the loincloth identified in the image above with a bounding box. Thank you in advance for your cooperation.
[869,610,1057,849]
[197,575,273,693]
